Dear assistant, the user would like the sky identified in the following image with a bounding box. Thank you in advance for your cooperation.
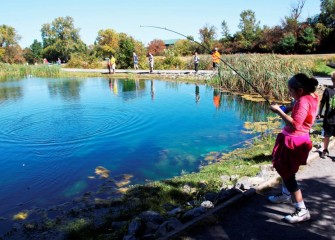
[1,0,322,48]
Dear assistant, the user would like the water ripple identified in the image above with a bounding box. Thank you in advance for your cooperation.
[0,105,153,148]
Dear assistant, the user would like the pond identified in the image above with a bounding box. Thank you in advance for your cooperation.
[0,77,270,229]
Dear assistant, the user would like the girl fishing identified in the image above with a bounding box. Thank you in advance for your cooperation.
[268,73,318,223]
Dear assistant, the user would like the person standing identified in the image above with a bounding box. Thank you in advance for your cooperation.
[268,73,319,223]
[148,52,154,73]
[211,48,220,69]
[110,55,116,74]
[194,52,200,74]
[133,52,139,70]
[106,57,111,74]
[316,71,335,158]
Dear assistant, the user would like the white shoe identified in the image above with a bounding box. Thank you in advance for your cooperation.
[268,193,292,203]
[285,207,311,223]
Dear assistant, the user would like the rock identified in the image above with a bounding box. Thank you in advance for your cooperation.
[155,218,183,238]
[201,200,214,208]
[127,217,142,236]
[204,192,217,202]
[138,211,164,225]
[167,207,182,216]
[181,206,207,222]
[235,176,265,190]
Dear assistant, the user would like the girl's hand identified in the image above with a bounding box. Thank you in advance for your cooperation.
[270,104,281,113]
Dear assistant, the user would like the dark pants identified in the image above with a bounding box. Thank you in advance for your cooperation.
[194,63,199,73]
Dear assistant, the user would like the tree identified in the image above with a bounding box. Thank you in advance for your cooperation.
[117,33,135,69]
[199,24,217,53]
[95,29,120,58]
[254,26,283,53]
[281,0,306,38]
[23,39,43,64]
[221,20,230,39]
[297,26,317,53]
[238,10,260,41]
[147,39,166,56]
[319,0,335,27]
[0,24,22,63]
[41,16,85,62]
[235,10,261,51]
[172,39,197,56]
[276,33,296,53]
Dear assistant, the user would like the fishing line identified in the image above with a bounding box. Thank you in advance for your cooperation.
[140,25,270,104]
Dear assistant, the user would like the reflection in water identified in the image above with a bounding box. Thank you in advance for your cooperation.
[195,84,200,103]
[47,78,83,101]
[0,86,23,103]
[215,91,269,122]
[213,88,222,109]
[109,79,118,95]
[151,80,155,101]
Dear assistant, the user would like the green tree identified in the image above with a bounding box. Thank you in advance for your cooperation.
[172,39,197,56]
[234,10,261,51]
[41,16,86,62]
[199,24,217,53]
[221,20,230,39]
[317,0,335,52]
[319,0,335,27]
[23,39,43,64]
[117,33,135,69]
[238,10,260,41]
[297,26,317,53]
[276,33,296,53]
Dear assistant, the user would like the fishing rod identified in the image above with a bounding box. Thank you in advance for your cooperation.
[140,25,270,104]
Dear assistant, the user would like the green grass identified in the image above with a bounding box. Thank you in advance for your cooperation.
[312,59,335,76]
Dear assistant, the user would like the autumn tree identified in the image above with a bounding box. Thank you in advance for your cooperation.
[147,39,166,56]
[254,26,283,53]
[95,29,120,58]
[0,24,24,63]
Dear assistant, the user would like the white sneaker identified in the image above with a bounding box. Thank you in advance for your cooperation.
[285,207,311,223]
[268,193,292,203]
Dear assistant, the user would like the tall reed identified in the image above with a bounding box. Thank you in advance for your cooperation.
[0,63,61,80]
[211,54,313,101]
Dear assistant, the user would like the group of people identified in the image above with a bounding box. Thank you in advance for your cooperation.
[43,58,62,65]
[106,47,222,75]
[106,56,116,74]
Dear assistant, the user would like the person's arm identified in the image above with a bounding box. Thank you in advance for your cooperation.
[270,104,294,127]
[317,89,328,118]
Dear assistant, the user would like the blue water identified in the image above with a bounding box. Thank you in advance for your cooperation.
[0,77,269,227]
